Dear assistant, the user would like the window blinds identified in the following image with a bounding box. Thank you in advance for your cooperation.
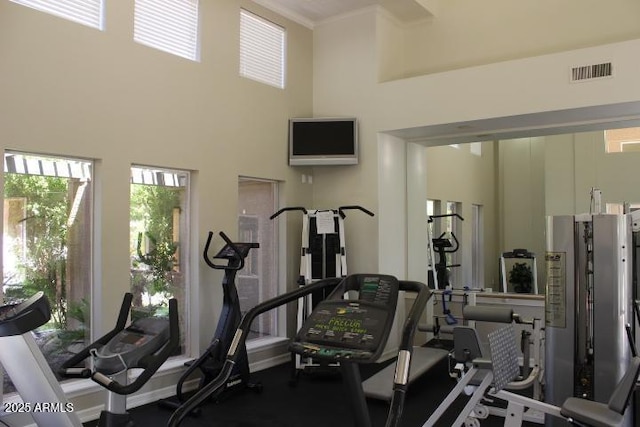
[134,0,199,61]
[11,0,103,29]
[240,9,286,89]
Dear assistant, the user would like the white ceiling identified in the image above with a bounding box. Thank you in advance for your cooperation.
[252,0,433,27]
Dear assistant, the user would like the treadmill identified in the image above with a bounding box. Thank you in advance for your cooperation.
[0,292,82,427]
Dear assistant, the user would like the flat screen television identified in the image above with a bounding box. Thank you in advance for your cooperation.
[288,117,358,166]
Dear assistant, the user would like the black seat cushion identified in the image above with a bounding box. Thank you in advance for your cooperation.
[560,397,624,427]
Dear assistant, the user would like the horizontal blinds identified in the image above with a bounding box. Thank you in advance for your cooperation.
[11,0,103,29]
[134,0,199,61]
[240,9,285,89]
[4,153,92,179]
[131,167,187,188]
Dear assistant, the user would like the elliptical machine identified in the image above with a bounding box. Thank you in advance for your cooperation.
[60,293,179,427]
[426,213,464,290]
[167,274,432,427]
[159,231,261,414]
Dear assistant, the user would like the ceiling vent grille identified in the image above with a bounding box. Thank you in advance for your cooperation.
[570,62,613,82]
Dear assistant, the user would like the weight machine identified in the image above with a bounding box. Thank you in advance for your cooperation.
[545,213,634,426]
[424,305,640,427]
[270,205,374,383]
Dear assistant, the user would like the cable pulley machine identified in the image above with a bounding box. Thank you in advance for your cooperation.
[270,205,374,383]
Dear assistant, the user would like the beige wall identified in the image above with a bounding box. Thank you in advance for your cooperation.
[546,130,640,212]
[383,0,640,78]
[426,143,498,288]
[4,0,640,419]
[498,138,546,290]
[0,0,313,415]
[313,7,640,289]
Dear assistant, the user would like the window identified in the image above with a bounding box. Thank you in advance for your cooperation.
[130,166,190,355]
[238,178,280,341]
[239,9,286,89]
[10,0,103,29]
[2,152,93,394]
[471,204,483,288]
[133,0,200,61]
[605,127,640,153]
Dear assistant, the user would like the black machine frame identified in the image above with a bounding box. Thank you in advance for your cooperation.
[167,274,431,427]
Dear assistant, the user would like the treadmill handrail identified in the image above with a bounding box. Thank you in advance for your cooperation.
[385,280,431,427]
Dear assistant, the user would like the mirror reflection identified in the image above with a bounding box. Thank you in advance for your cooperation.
[426,127,640,294]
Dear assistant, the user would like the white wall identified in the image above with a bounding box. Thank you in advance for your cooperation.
[390,0,640,77]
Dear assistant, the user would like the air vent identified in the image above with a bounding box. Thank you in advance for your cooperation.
[570,62,613,82]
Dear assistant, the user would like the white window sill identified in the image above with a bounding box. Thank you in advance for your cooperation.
[247,336,288,352]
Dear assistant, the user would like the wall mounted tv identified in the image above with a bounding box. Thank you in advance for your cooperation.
[288,117,358,166]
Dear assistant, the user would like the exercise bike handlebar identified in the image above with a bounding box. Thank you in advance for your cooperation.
[202,231,246,271]
[435,231,460,254]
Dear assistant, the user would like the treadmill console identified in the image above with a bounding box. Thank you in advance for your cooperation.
[289,274,399,363]
[0,292,50,337]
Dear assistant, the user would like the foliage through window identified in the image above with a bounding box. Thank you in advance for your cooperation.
[133,0,200,61]
[130,166,189,355]
[10,0,104,30]
[2,152,93,394]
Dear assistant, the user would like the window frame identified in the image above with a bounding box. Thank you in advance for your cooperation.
[2,150,95,396]
[129,164,192,358]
